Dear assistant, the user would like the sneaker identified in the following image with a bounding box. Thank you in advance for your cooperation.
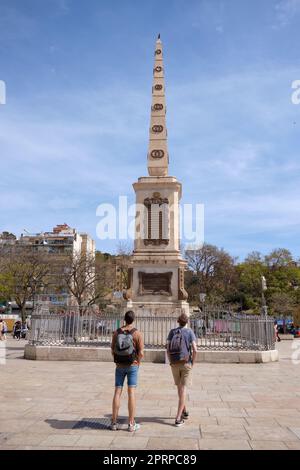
[128,422,140,432]
[110,421,118,431]
[182,409,189,420]
[175,419,185,427]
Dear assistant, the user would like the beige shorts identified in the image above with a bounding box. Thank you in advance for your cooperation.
[170,362,193,387]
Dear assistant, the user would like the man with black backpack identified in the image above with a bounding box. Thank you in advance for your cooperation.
[167,313,197,427]
[111,310,144,432]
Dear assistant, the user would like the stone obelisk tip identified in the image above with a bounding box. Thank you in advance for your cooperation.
[147,35,168,177]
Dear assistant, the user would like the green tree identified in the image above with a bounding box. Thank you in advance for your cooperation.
[185,244,237,305]
[235,252,265,312]
[0,250,50,322]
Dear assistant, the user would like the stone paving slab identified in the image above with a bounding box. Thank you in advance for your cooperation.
[198,439,251,450]
[245,426,299,442]
[208,408,248,417]
[147,437,199,450]
[111,436,149,450]
[200,424,249,440]
[38,434,81,447]
[1,339,300,450]
[285,441,300,450]
[275,416,300,427]
[75,435,115,448]
[244,417,278,427]
[216,417,248,427]
[250,441,288,450]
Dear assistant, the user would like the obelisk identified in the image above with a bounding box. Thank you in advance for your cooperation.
[124,35,189,317]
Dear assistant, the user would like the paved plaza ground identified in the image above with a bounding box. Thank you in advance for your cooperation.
[1,338,300,450]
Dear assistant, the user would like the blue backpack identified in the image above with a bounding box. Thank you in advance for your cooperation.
[169,328,190,363]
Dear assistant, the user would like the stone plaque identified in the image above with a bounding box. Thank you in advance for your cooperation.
[138,272,172,296]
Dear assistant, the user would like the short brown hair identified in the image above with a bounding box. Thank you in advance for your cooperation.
[124,310,135,325]
[177,313,189,327]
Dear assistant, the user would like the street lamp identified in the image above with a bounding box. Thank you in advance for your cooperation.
[199,293,206,306]
[199,293,207,338]
[261,275,268,317]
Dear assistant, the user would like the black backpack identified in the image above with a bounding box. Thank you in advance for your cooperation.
[168,327,190,363]
[113,328,137,364]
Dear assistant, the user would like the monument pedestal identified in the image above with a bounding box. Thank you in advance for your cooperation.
[124,300,190,317]
[124,251,189,317]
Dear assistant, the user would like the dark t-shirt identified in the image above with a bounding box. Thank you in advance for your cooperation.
[167,327,196,364]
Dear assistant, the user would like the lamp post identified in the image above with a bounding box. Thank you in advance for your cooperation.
[261,275,269,349]
[199,293,206,310]
[199,292,207,338]
[31,277,37,317]
[261,276,268,317]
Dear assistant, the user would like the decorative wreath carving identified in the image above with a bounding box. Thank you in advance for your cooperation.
[154,66,162,73]
[151,149,165,159]
[154,84,163,91]
[155,49,162,55]
[152,125,163,133]
[152,103,163,111]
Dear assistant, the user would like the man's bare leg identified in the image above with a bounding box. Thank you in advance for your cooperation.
[112,387,122,423]
[128,387,136,425]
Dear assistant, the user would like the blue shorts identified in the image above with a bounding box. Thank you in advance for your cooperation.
[115,365,139,388]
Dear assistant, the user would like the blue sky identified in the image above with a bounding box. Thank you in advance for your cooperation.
[0,0,299,260]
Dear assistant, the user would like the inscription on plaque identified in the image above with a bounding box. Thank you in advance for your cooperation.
[138,272,172,296]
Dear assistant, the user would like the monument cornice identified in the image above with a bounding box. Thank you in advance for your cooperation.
[133,177,182,197]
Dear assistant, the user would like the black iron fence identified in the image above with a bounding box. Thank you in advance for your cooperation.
[28,304,275,351]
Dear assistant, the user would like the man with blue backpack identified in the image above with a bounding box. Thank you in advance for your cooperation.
[111,310,144,432]
[167,313,197,427]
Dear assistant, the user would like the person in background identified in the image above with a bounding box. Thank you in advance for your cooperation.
[0,318,8,340]
[21,321,28,339]
[274,321,281,342]
[13,320,22,340]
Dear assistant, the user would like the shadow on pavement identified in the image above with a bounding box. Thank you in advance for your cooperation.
[46,415,173,431]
